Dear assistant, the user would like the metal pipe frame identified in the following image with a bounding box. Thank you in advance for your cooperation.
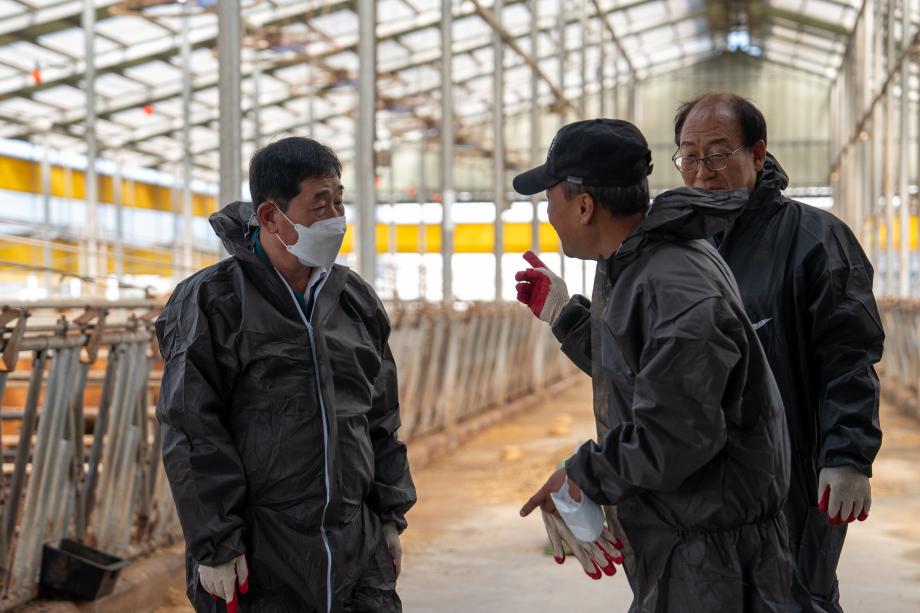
[181,9,194,280]
[557,0,566,281]
[357,0,378,284]
[40,132,52,290]
[589,0,636,77]
[418,143,427,299]
[82,344,120,523]
[218,0,243,216]
[388,143,398,298]
[899,0,912,296]
[112,154,125,280]
[469,0,576,114]
[1,350,47,572]
[827,0,920,295]
[82,0,99,291]
[493,0,505,302]
[884,0,896,295]
[529,0,541,254]
[441,0,455,303]
[830,6,918,178]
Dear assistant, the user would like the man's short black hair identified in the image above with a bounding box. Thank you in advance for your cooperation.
[249,137,342,211]
[561,179,650,218]
[673,92,768,148]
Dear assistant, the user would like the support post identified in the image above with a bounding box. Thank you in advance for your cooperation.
[83,0,98,291]
[218,0,242,228]
[357,0,378,284]
[441,0,455,303]
[493,0,505,301]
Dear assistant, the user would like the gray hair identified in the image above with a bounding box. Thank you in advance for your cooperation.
[561,179,650,217]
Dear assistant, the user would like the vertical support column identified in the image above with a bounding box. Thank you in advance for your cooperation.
[40,132,52,289]
[557,0,566,280]
[218,0,242,220]
[580,0,588,292]
[83,0,98,292]
[579,0,587,119]
[861,134,872,264]
[629,80,638,124]
[493,0,505,301]
[900,0,911,296]
[306,59,316,137]
[597,14,606,118]
[611,43,619,118]
[856,8,869,248]
[181,8,194,279]
[872,107,882,279]
[113,155,124,279]
[557,1,566,128]
[171,169,182,283]
[418,142,427,299]
[252,60,262,150]
[530,0,541,254]
[388,143,398,299]
[872,0,883,277]
[884,0,896,295]
[357,0,377,284]
[441,0,455,303]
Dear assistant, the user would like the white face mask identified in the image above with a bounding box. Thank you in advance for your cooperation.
[273,206,346,268]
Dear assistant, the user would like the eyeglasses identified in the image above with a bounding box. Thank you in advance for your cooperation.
[672,144,746,174]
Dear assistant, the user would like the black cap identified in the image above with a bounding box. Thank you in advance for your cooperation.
[512,118,653,196]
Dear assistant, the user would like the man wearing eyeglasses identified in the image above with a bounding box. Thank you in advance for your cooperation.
[673,92,884,613]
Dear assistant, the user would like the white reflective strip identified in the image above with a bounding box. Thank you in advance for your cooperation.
[275,270,334,613]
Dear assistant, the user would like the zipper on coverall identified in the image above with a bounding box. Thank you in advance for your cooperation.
[276,270,334,613]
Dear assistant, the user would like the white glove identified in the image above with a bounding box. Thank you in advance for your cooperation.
[551,476,606,541]
[541,510,623,580]
[818,465,871,524]
[515,251,570,325]
[383,521,402,578]
[199,554,248,607]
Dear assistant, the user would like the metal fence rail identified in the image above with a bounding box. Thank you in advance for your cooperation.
[0,299,576,609]
[877,298,920,418]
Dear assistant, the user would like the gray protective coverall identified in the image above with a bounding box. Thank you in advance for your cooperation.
[156,201,416,613]
[552,188,794,612]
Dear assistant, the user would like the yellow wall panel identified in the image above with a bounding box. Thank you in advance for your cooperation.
[341,222,561,254]
[877,216,919,250]
[0,157,37,192]
[0,240,80,274]
[0,155,218,214]
[123,246,174,276]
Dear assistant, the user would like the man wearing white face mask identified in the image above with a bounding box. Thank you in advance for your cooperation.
[156,137,416,613]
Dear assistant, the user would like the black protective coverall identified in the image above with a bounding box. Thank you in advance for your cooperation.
[553,188,794,612]
[717,155,884,612]
[156,201,416,613]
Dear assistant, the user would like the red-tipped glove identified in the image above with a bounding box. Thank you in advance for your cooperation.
[542,510,624,580]
[200,555,249,613]
[515,251,569,325]
[382,521,402,579]
[817,466,871,525]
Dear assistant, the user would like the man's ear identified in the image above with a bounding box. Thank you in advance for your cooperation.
[752,139,767,172]
[256,201,279,233]
[579,192,597,225]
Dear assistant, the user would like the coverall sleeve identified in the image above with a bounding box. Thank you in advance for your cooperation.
[808,224,884,476]
[155,291,247,566]
[565,297,740,505]
[551,294,592,375]
[366,311,417,532]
